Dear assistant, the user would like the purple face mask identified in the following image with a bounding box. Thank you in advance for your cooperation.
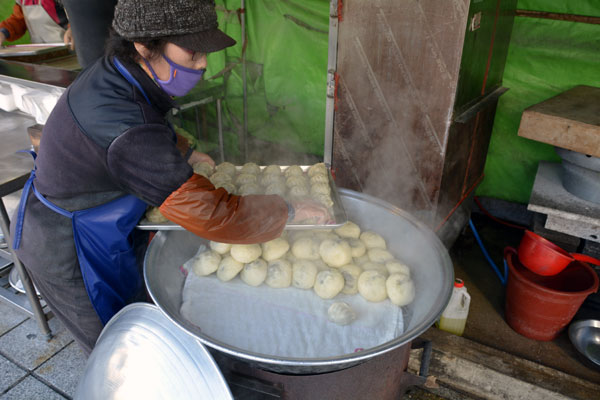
[144,54,205,97]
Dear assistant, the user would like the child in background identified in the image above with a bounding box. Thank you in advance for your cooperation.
[0,0,69,46]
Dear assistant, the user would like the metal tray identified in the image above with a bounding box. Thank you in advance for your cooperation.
[136,165,347,231]
[0,43,68,57]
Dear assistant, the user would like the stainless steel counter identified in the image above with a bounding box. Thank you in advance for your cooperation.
[0,60,76,338]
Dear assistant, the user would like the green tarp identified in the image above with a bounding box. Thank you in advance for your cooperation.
[197,0,600,202]
[3,0,599,204]
[476,1,600,203]
[199,0,329,159]
[0,0,330,160]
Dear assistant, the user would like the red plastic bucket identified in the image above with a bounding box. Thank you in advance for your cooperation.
[504,247,599,341]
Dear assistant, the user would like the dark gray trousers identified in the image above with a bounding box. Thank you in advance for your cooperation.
[27,269,103,357]
[27,263,149,357]
[61,0,118,68]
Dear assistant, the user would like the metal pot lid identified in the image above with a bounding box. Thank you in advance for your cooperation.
[74,303,232,400]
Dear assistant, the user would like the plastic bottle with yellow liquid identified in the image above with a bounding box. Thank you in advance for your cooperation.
[436,278,471,336]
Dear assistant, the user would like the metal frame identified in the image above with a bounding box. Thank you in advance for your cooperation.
[0,63,74,338]
[324,0,339,166]
[0,192,52,338]
[240,0,248,162]
[173,90,226,163]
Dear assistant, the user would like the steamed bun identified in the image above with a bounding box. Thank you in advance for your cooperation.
[230,244,262,263]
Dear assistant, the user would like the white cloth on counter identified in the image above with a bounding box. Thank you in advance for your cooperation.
[0,82,63,124]
[0,83,16,112]
[180,269,404,359]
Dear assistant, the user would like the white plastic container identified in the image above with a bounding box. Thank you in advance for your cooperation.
[436,278,471,336]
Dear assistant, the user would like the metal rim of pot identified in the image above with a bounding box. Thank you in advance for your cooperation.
[144,188,454,374]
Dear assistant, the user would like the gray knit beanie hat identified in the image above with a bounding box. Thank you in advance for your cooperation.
[112,0,236,53]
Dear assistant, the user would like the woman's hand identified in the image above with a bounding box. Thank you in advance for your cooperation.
[63,26,74,50]
[188,151,215,168]
[290,200,332,225]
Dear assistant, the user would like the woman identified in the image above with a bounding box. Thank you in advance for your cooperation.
[10,0,327,356]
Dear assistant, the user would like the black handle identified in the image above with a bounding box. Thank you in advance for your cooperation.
[411,338,433,378]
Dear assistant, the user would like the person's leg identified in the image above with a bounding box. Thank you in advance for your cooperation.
[27,269,103,357]
[61,0,118,68]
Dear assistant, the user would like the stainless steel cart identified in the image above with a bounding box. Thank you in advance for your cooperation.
[0,109,51,337]
[0,60,77,337]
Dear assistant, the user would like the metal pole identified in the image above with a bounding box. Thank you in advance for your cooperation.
[194,106,202,140]
[240,0,248,162]
[324,0,340,167]
[0,199,52,338]
[217,98,225,163]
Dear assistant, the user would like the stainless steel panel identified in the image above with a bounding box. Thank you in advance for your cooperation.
[332,0,515,242]
[333,0,471,213]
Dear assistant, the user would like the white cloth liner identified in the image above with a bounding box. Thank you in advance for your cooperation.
[180,260,404,359]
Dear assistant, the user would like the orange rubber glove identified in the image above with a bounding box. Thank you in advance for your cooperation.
[159,174,288,244]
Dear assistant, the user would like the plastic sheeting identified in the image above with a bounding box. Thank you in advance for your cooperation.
[476,2,600,203]
[4,0,596,204]
[205,0,600,204]
[197,0,329,159]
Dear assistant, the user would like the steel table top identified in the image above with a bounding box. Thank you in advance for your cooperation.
[0,110,35,196]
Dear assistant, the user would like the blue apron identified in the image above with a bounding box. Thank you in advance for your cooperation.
[13,156,147,325]
[12,58,157,325]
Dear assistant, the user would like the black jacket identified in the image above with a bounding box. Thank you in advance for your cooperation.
[12,56,192,280]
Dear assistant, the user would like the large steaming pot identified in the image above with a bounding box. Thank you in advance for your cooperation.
[144,189,453,374]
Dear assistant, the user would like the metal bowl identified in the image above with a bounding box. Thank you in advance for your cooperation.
[144,188,454,374]
[555,147,600,172]
[555,147,600,203]
[568,319,600,368]
[74,303,232,400]
[8,266,40,295]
